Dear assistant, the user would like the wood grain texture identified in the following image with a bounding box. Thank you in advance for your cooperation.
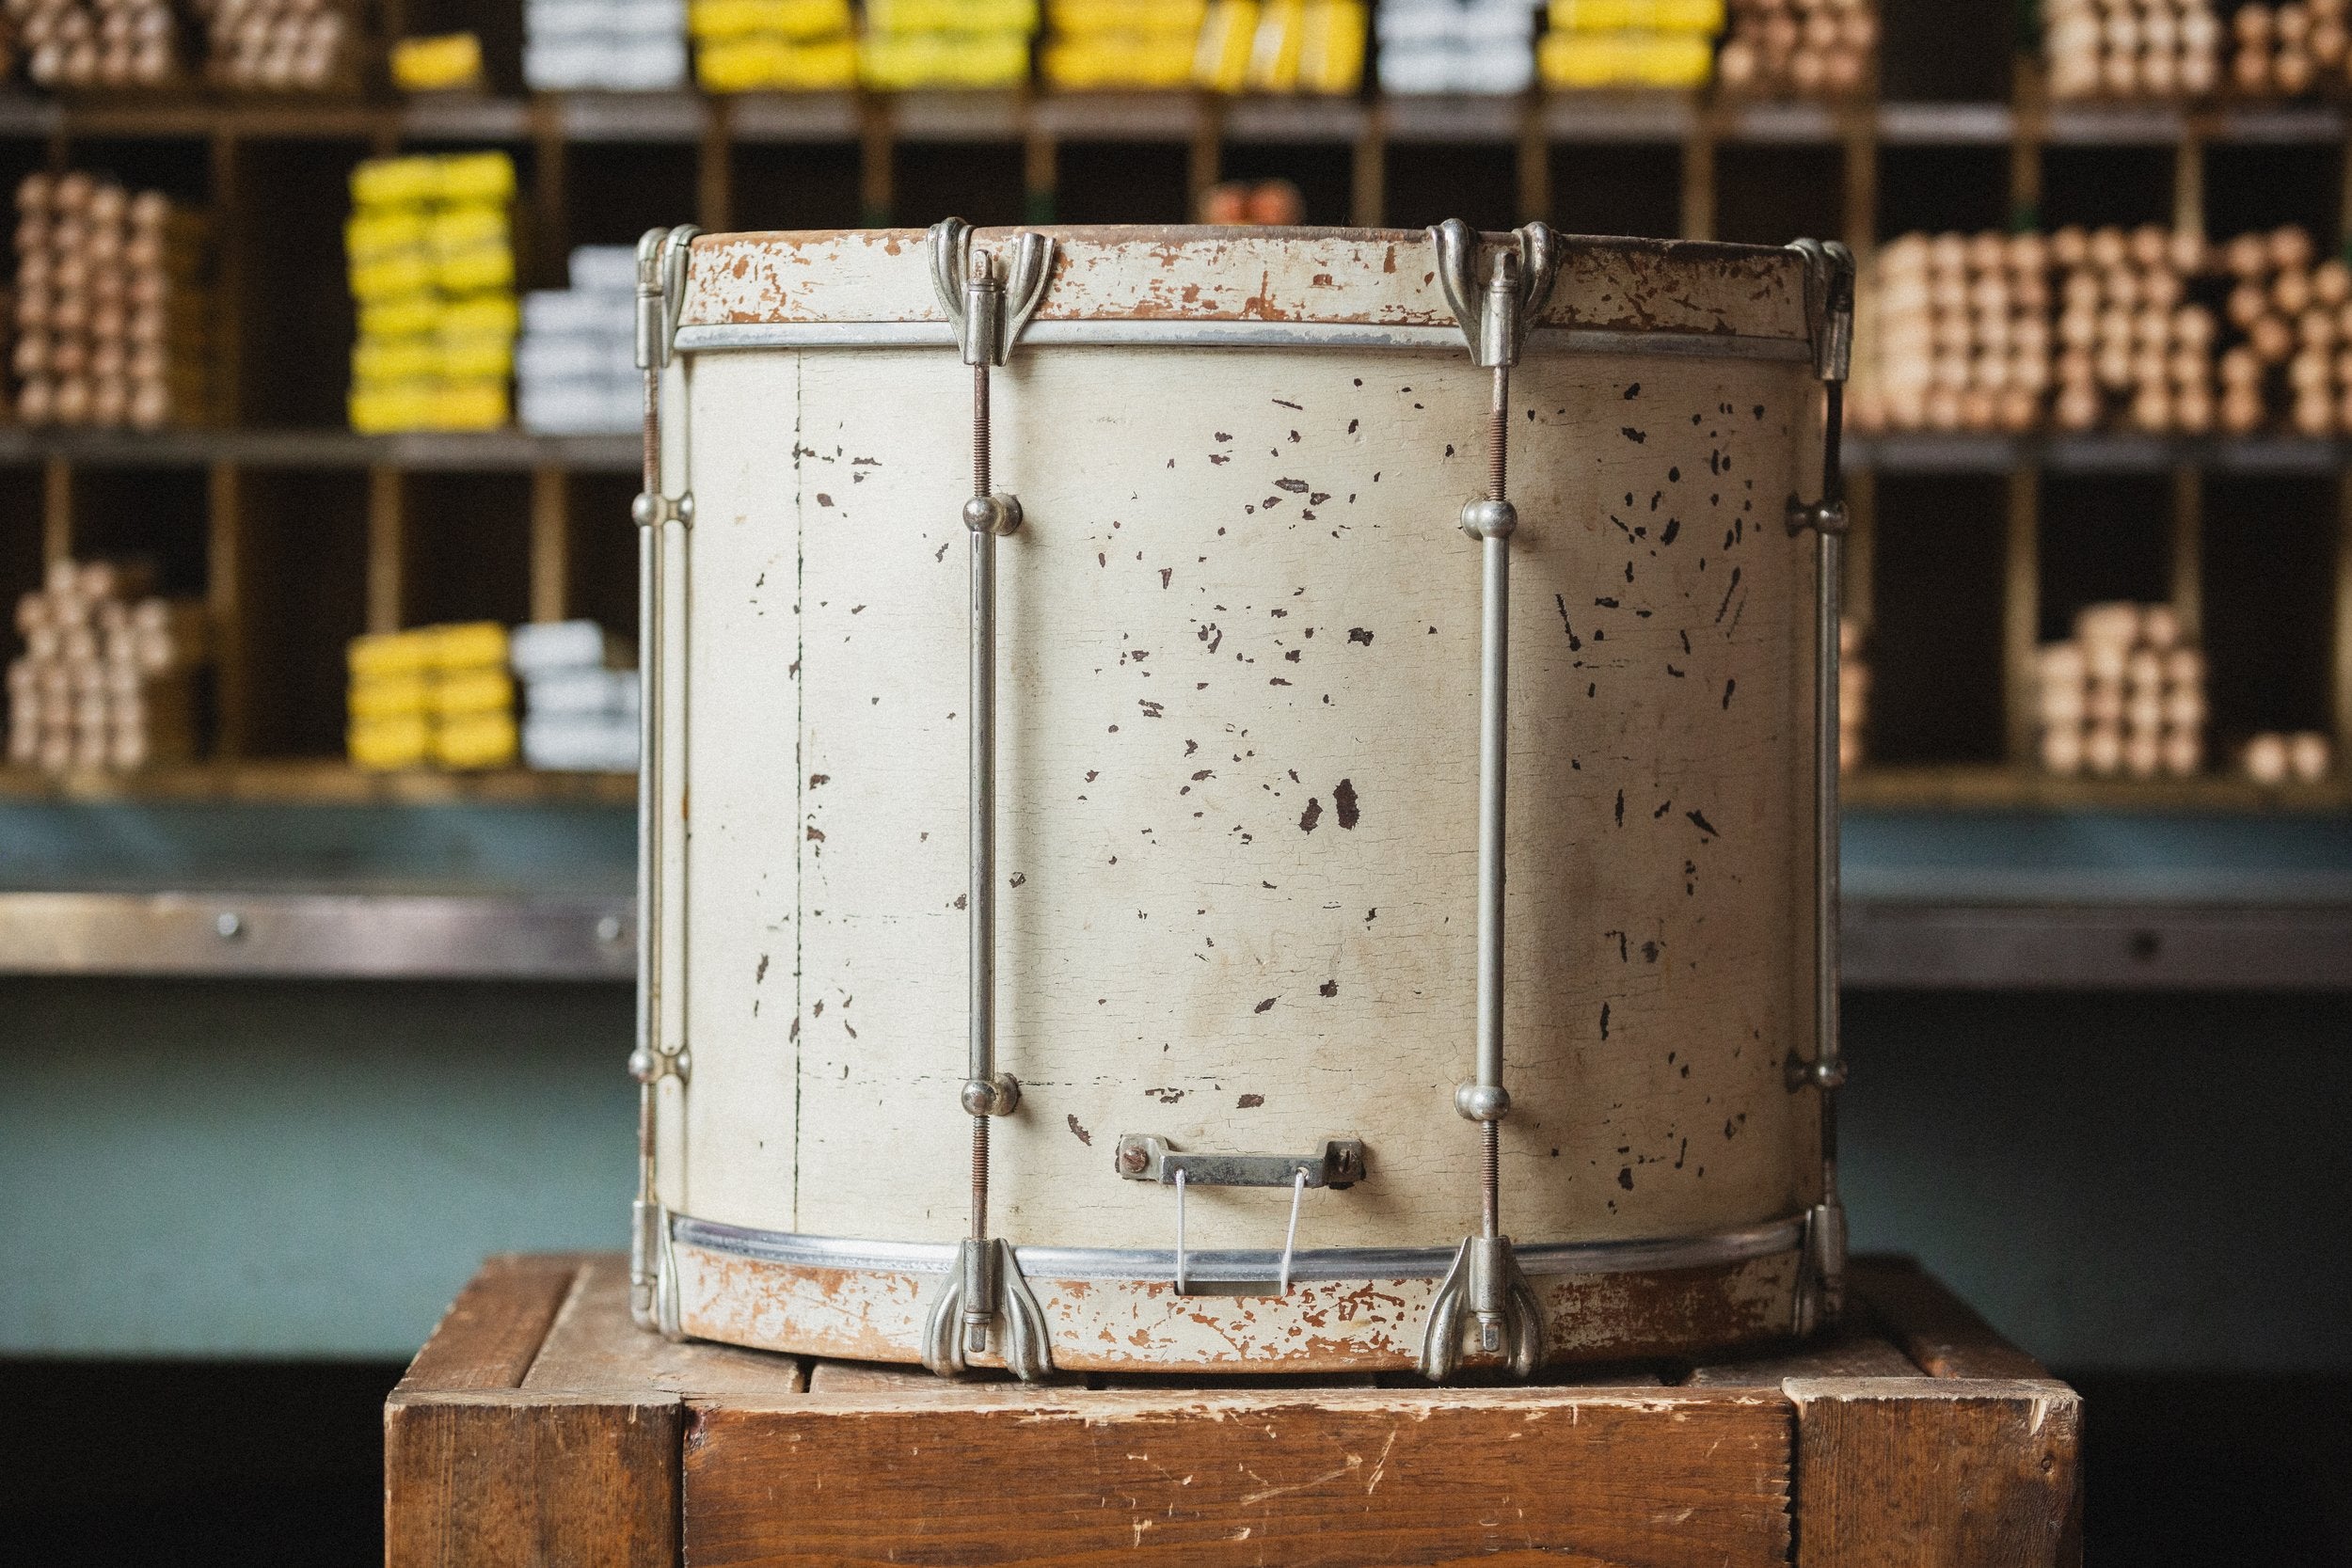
[1784,1377,2082,1568]
[385,1391,679,1568]
[397,1254,585,1394]
[1685,1315,1919,1386]
[523,1255,808,1401]
[683,1388,1794,1568]
[1849,1257,2050,1381]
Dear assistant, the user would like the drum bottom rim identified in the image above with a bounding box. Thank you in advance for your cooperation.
[662,1212,1813,1373]
[669,1212,1806,1284]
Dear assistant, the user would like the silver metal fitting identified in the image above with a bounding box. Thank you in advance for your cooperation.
[1786,497,1849,537]
[1787,1052,1849,1093]
[634,224,702,372]
[1422,1232,1544,1379]
[960,1074,1022,1117]
[930,218,1056,367]
[631,490,693,529]
[1453,1083,1511,1122]
[628,1047,690,1086]
[1430,218,1562,369]
[962,493,1023,536]
[630,1200,683,1339]
[1788,238,1856,385]
[1459,498,1518,541]
[1793,1197,1850,1336]
[1114,1133,1366,1189]
[920,1237,1054,1380]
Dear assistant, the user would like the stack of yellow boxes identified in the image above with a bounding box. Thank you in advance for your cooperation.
[1042,0,1203,88]
[860,0,1036,88]
[1539,0,1722,89]
[345,151,520,435]
[1194,0,1364,94]
[347,623,518,772]
[690,0,857,90]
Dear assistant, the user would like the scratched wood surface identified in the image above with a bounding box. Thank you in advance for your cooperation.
[389,1254,2082,1568]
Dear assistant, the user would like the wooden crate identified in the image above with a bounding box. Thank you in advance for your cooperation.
[386,1253,2081,1568]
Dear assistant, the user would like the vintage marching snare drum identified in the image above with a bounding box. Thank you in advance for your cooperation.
[625,221,1854,1379]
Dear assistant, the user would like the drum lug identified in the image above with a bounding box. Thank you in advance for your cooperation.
[930,217,1056,368]
[1421,1234,1544,1381]
[1429,218,1561,369]
[920,1238,1054,1382]
[631,1199,685,1339]
[1794,1197,1849,1336]
[1783,238,1855,543]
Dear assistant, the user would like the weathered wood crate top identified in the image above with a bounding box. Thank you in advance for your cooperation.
[387,1254,2081,1568]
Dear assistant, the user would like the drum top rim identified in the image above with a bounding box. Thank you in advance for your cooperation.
[680,226,1816,342]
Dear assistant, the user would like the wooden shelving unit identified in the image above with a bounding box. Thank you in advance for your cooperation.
[3,1,2350,810]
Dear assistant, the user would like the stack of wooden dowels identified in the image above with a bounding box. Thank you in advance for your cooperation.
[1838,616,1867,774]
[13,171,213,430]
[2212,226,2352,436]
[10,0,185,87]
[2241,729,2334,783]
[8,559,207,774]
[2048,224,2215,435]
[2226,1,2351,97]
[2043,0,2222,100]
[1713,0,1874,99]
[1854,230,2052,435]
[190,0,359,88]
[2037,602,2205,779]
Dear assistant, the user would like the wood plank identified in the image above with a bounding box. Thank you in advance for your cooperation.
[398,1254,586,1395]
[366,465,407,634]
[525,1255,806,1401]
[41,455,72,565]
[529,466,570,624]
[1785,1377,2082,1568]
[205,462,247,757]
[2002,466,2041,765]
[385,1390,679,1568]
[685,1387,1793,1568]
[1848,1258,2050,1381]
[1686,1318,1919,1386]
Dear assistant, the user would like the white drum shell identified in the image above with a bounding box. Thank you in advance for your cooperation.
[642,228,1833,1370]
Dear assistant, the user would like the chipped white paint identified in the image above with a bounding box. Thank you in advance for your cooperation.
[656,227,1828,1370]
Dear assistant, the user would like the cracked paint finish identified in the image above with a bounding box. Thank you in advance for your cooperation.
[657,231,1830,1369]
[679,227,1812,343]
[676,1241,1802,1372]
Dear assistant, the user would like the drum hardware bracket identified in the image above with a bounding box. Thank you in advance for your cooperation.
[629,223,700,1338]
[1114,1134,1366,1190]
[1783,237,1856,1336]
[919,216,1060,1383]
[1421,219,1563,1383]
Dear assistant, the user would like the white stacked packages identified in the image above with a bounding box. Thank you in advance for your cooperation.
[1376,0,1537,93]
[514,620,641,772]
[518,245,641,436]
[525,0,690,89]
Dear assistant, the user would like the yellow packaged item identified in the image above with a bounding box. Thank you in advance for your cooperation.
[689,0,852,38]
[860,29,1033,88]
[1540,29,1712,87]
[350,253,434,301]
[1295,0,1362,93]
[867,0,1038,30]
[1050,0,1206,28]
[390,33,485,91]
[350,714,432,770]
[425,203,509,257]
[359,294,441,340]
[347,381,437,435]
[430,379,511,429]
[348,674,429,721]
[344,210,425,261]
[434,245,516,293]
[1551,0,1723,30]
[350,155,440,209]
[433,711,519,770]
[430,667,516,719]
[698,34,860,89]
[436,335,516,380]
[354,337,437,383]
[1044,31,1197,87]
[1243,0,1301,90]
[348,629,437,681]
[425,622,511,672]
[1194,0,1257,88]
[437,152,517,206]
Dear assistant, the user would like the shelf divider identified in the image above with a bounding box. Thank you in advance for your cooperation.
[2004,466,2041,766]
[366,466,407,636]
